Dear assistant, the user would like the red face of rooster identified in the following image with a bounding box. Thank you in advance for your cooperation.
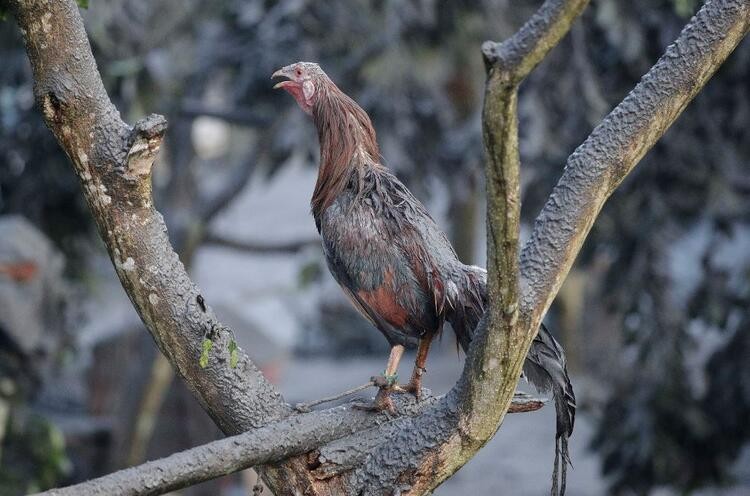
[272,62,325,115]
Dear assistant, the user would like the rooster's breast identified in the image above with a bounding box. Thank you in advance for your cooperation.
[317,192,439,346]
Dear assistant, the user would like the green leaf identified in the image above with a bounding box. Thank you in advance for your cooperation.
[77,0,90,8]
[228,340,239,369]
[199,338,213,369]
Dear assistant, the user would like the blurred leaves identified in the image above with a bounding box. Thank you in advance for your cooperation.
[0,413,71,495]
[671,0,699,17]
[583,1,750,492]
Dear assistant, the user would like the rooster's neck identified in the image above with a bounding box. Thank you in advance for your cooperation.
[311,85,380,219]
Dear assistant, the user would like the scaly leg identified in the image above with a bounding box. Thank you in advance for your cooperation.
[401,335,432,401]
[354,344,404,413]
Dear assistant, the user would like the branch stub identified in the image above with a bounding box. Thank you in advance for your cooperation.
[124,113,167,179]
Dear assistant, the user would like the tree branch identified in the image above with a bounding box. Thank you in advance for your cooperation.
[519,0,750,327]
[33,407,355,496]
[203,232,320,254]
[462,0,588,453]
[7,0,315,491]
[481,0,590,83]
[33,393,544,496]
[9,0,285,434]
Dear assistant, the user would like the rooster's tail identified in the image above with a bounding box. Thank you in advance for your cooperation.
[445,265,576,496]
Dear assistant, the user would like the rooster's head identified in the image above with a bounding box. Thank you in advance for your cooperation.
[272,62,328,115]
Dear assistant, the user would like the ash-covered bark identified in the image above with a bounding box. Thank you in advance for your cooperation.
[519,0,750,328]
[30,390,541,496]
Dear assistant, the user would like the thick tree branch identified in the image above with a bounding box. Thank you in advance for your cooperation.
[8,0,317,492]
[519,0,750,327]
[481,0,590,83]
[10,0,286,434]
[33,393,544,496]
[464,0,588,452]
[33,406,371,496]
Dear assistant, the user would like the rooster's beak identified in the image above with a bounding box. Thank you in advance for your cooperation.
[272,67,292,89]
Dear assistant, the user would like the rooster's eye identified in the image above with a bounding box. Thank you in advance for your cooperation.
[296,69,302,76]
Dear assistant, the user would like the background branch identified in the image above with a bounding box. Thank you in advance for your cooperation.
[203,232,320,254]
[481,0,590,82]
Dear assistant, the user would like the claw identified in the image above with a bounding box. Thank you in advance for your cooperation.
[353,388,395,414]
[394,381,422,401]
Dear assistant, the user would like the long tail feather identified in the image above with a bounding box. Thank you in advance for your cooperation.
[523,323,576,495]
[445,266,576,496]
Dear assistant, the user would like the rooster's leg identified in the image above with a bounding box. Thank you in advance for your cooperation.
[400,335,432,401]
[354,344,404,413]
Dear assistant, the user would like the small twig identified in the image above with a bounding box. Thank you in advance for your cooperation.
[294,381,376,413]
[203,232,320,254]
[507,391,547,413]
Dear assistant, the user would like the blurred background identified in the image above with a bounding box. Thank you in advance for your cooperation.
[1,0,749,494]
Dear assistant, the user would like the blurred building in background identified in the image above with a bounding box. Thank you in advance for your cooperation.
[1,0,749,494]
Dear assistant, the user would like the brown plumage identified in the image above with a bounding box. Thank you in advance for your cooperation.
[274,62,575,495]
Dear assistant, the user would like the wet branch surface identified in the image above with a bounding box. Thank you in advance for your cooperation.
[10,0,750,494]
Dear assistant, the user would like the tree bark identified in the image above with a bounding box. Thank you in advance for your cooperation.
[31,393,547,496]
[518,0,750,329]
[9,0,750,494]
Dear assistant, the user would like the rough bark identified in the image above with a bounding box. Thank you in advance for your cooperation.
[518,0,750,329]
[9,0,750,494]
[32,392,543,496]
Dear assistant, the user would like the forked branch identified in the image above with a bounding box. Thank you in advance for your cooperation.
[482,0,591,82]
[463,0,589,442]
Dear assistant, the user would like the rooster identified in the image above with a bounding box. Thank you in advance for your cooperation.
[273,62,576,495]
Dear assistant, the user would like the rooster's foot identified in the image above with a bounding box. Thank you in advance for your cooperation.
[393,367,425,401]
[352,387,396,414]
